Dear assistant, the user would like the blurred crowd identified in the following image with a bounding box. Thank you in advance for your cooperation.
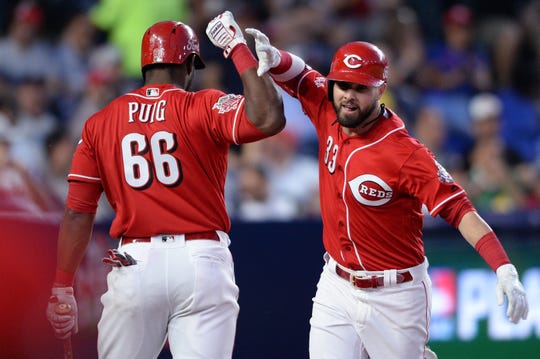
[0,0,539,225]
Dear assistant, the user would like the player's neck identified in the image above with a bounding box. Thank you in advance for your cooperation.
[144,68,187,89]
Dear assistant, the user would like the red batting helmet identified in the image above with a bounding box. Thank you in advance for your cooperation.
[141,21,205,70]
[327,41,388,87]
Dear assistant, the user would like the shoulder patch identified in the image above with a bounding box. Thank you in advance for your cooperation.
[212,94,242,114]
[435,160,454,183]
[315,76,326,88]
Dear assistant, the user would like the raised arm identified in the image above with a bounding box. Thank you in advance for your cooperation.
[206,11,285,135]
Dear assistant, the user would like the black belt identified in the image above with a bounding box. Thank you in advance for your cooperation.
[335,266,413,289]
[122,231,220,244]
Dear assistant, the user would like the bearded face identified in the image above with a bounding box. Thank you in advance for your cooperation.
[331,81,382,129]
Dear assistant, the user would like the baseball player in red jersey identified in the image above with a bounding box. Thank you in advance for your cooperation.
[243,28,529,358]
[45,12,285,358]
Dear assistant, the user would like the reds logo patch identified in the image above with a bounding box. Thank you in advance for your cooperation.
[213,94,242,114]
[348,174,393,206]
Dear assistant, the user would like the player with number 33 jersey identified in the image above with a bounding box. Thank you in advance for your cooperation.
[243,25,528,359]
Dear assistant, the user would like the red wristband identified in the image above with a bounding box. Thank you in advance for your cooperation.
[270,50,292,75]
[474,232,510,272]
[230,44,257,75]
[54,268,75,286]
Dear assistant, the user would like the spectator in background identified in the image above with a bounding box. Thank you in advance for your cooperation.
[235,162,298,221]
[465,138,526,214]
[412,104,466,182]
[241,129,320,219]
[43,127,115,223]
[0,94,15,136]
[67,44,123,141]
[42,128,75,208]
[0,1,59,92]
[493,1,540,166]
[522,166,540,211]
[259,129,319,217]
[279,88,318,157]
[0,132,58,213]
[88,0,192,86]
[54,11,97,122]
[9,77,59,178]
[416,4,492,154]
[374,5,426,122]
[496,46,540,164]
[464,93,527,214]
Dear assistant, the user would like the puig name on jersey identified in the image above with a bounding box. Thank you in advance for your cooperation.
[128,100,167,123]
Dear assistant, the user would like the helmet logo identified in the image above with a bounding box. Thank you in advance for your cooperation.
[343,55,363,69]
[153,48,165,63]
[186,38,199,51]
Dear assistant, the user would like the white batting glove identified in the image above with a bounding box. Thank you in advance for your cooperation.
[495,264,528,324]
[46,286,78,339]
[245,28,281,77]
[206,11,246,58]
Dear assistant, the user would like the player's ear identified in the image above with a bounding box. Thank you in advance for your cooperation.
[377,83,387,98]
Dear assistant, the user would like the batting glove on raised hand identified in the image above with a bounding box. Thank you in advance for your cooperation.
[245,28,281,77]
[495,264,528,323]
[46,286,78,339]
[206,11,246,58]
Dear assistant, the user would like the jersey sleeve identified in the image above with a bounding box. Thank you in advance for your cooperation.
[401,146,468,218]
[199,89,269,145]
[67,121,101,184]
[65,120,103,212]
[276,69,329,129]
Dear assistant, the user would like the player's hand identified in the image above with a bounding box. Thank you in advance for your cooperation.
[495,264,528,323]
[102,249,137,267]
[46,286,78,339]
[206,11,246,58]
[245,28,281,77]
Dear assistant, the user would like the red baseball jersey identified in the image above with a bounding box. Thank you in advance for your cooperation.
[277,70,469,271]
[67,84,268,239]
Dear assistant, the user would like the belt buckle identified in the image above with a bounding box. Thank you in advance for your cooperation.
[349,271,368,287]
[351,272,381,288]
[349,273,356,286]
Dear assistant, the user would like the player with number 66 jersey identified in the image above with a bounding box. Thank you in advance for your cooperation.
[71,72,265,239]
[46,12,285,359]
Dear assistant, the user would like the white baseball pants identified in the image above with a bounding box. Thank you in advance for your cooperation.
[309,254,437,359]
[97,232,239,358]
